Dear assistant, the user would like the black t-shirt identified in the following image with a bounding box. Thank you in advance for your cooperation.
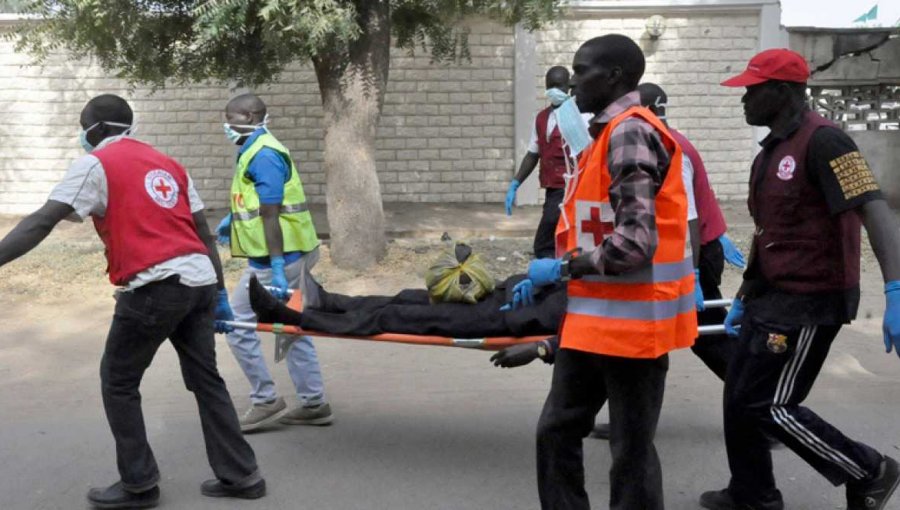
[747,121,882,326]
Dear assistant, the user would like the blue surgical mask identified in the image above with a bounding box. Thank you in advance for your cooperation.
[555,97,592,157]
[545,88,569,107]
[79,121,132,153]
[224,113,269,144]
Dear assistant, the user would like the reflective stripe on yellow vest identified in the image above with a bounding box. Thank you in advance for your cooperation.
[230,132,319,258]
[555,106,696,359]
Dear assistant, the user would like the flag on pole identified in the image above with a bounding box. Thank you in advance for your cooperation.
[854,4,878,23]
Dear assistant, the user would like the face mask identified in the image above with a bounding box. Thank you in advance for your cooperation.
[545,88,569,107]
[555,97,592,158]
[79,121,133,153]
[224,113,269,144]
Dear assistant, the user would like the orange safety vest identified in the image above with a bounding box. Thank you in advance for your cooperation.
[555,106,697,359]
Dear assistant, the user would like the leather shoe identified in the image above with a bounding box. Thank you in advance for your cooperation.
[86,481,159,509]
[201,478,266,499]
[699,488,783,510]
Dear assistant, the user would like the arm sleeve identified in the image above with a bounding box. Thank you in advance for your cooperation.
[186,176,205,213]
[47,155,106,222]
[682,154,698,221]
[590,118,668,275]
[527,118,540,154]
[807,127,883,215]
[246,148,290,205]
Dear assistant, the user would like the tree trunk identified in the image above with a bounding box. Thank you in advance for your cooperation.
[313,0,390,269]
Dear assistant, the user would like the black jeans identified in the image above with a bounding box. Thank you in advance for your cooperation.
[724,312,882,505]
[691,239,734,380]
[101,277,259,492]
[534,187,565,258]
[537,348,669,510]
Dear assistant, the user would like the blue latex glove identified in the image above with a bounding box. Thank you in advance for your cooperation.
[719,235,746,269]
[694,268,705,311]
[883,281,900,358]
[269,255,289,299]
[216,214,232,247]
[500,279,535,311]
[724,298,745,337]
[214,289,234,334]
[505,179,521,216]
[527,258,562,287]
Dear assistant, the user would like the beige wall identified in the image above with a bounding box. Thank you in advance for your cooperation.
[0,7,768,215]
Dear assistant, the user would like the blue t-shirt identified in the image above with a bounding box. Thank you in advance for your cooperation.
[238,129,303,269]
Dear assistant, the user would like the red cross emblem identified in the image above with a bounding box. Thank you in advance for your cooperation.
[154,179,173,199]
[581,206,614,246]
[776,155,796,181]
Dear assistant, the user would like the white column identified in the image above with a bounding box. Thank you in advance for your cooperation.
[514,23,540,205]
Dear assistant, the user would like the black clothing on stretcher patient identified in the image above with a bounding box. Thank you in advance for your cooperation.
[249,274,566,338]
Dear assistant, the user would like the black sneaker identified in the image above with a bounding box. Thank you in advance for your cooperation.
[201,478,266,499]
[847,456,900,510]
[699,488,783,510]
[87,481,159,509]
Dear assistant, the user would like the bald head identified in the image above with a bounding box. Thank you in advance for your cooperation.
[225,93,267,125]
[545,66,571,91]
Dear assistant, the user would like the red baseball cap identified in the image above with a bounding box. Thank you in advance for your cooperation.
[721,48,809,87]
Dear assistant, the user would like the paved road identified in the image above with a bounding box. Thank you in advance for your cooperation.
[2,292,899,510]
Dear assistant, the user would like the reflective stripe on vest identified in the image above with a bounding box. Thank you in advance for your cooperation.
[230,132,319,258]
[556,105,697,359]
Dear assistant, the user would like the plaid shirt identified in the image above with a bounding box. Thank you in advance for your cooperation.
[587,91,671,275]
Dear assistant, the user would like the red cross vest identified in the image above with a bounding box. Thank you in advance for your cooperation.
[91,138,208,286]
[555,107,696,359]
[748,110,862,293]
[535,107,569,189]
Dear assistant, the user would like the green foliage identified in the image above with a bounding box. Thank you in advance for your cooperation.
[12,0,560,88]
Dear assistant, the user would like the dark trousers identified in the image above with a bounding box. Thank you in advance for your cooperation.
[537,348,669,510]
[692,240,733,380]
[724,313,883,505]
[534,187,565,259]
[101,277,259,492]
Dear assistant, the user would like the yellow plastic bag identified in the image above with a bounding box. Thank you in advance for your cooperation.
[424,242,496,304]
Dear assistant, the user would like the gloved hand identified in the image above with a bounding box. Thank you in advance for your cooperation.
[269,255,289,300]
[719,235,746,269]
[505,179,521,216]
[724,298,745,337]
[500,279,535,311]
[216,214,232,247]
[527,258,562,287]
[490,343,541,368]
[883,281,900,358]
[214,289,234,334]
[694,268,705,311]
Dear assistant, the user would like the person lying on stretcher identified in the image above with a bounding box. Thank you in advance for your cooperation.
[247,272,565,342]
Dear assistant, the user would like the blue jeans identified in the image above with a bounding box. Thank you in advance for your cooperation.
[226,248,326,407]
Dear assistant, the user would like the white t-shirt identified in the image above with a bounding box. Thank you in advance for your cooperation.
[527,110,594,154]
[48,135,216,289]
[682,154,698,221]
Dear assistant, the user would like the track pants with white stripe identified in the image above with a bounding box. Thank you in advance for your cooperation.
[723,316,883,505]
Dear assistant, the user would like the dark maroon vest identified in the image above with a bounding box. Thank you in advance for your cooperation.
[749,110,861,294]
[535,107,568,189]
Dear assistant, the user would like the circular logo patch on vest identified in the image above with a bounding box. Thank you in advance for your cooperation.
[144,169,180,209]
[776,155,796,181]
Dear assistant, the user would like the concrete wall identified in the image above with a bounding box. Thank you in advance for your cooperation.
[850,131,900,208]
[0,2,779,214]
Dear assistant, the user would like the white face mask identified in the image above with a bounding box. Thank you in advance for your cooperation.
[78,121,133,153]
[545,88,569,107]
[223,113,269,144]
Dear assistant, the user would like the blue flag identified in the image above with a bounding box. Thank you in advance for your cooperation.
[854,4,878,23]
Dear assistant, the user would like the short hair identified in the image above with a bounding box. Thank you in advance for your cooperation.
[226,93,267,122]
[83,94,133,125]
[581,34,645,89]
[545,66,571,89]
[637,82,667,108]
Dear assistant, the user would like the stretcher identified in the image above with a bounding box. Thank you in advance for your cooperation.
[222,289,731,361]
